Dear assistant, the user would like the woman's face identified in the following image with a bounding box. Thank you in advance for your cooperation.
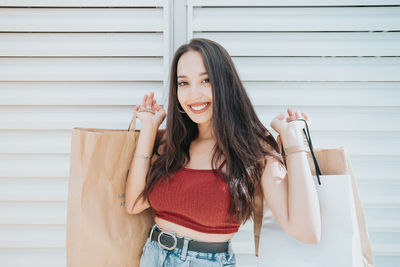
[177,50,213,125]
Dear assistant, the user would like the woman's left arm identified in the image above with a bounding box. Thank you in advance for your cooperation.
[261,108,321,244]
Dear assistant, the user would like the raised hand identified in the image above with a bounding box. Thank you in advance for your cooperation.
[134,91,166,129]
[270,108,311,148]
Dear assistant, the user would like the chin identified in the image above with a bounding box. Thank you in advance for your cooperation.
[188,115,212,125]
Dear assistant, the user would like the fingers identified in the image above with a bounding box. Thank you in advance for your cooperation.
[301,111,310,121]
[142,94,147,107]
[137,91,166,116]
[145,92,153,107]
[286,108,311,123]
[140,91,156,108]
[286,108,296,122]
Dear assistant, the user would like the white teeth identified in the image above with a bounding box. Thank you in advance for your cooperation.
[190,103,208,111]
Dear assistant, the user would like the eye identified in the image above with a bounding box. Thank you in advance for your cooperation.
[203,78,210,83]
[178,81,187,86]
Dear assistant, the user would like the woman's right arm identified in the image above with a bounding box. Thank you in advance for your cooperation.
[125,91,166,214]
[125,124,157,214]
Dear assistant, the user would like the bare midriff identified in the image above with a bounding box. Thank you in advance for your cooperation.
[155,216,236,242]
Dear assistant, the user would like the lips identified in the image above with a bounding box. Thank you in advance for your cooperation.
[188,102,211,114]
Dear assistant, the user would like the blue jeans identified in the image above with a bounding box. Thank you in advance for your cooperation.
[139,224,237,267]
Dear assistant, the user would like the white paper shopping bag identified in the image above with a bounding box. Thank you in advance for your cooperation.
[258,174,364,267]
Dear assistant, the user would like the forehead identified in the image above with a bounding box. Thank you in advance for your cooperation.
[177,50,207,77]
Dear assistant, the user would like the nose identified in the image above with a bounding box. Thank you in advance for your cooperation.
[188,83,203,99]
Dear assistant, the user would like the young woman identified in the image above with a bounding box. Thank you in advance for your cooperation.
[125,38,321,266]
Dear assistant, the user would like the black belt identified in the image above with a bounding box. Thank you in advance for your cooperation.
[150,225,229,253]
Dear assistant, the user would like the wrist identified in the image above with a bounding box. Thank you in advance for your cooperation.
[281,130,308,149]
[284,150,307,159]
[284,145,308,153]
[140,122,158,133]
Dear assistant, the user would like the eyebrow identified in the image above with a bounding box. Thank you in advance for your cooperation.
[177,72,208,78]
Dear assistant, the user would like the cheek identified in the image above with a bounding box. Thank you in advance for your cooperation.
[177,89,183,102]
[177,89,186,106]
[205,87,213,101]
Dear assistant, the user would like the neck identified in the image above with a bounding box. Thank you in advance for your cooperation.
[197,121,214,141]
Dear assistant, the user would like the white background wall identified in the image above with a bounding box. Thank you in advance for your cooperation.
[0,0,399,266]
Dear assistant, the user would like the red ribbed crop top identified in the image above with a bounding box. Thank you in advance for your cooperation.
[148,160,241,234]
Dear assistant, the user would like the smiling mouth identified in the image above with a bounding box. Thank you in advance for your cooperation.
[188,102,211,113]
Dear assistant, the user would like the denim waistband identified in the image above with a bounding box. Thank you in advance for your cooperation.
[146,223,235,262]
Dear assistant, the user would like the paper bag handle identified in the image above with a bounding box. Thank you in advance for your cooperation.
[128,110,137,132]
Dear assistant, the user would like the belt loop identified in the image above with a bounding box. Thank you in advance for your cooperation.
[227,240,234,261]
[179,237,189,261]
[149,223,157,239]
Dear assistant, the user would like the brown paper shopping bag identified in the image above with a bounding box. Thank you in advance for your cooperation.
[66,115,164,267]
[253,134,374,267]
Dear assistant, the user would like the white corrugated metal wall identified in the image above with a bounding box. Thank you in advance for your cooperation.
[187,1,400,266]
[0,0,171,266]
[0,0,399,266]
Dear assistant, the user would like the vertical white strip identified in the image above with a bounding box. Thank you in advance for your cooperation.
[162,1,171,128]
[186,1,193,41]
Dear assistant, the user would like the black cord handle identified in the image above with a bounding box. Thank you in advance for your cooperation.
[280,118,322,185]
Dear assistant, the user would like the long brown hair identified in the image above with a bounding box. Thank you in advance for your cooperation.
[136,38,284,224]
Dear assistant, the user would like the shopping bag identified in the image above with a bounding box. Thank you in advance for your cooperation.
[66,113,164,267]
[254,119,374,267]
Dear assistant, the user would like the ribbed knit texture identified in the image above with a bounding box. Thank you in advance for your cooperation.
[148,167,241,234]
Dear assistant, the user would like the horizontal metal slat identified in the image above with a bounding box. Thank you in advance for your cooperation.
[0,248,65,267]
[256,106,400,132]
[0,202,66,224]
[0,154,70,178]
[0,0,163,7]
[188,0,400,6]
[351,156,400,181]
[246,81,400,107]
[0,33,164,57]
[373,245,400,256]
[0,178,67,201]
[358,181,400,206]
[0,58,163,81]
[0,81,165,105]
[0,225,65,248]
[3,0,397,7]
[370,232,400,247]
[363,197,400,208]
[0,130,71,154]
[0,8,164,32]
[0,106,139,130]
[368,220,400,232]
[310,132,400,157]
[192,7,400,32]
[194,32,400,57]
[232,57,400,82]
